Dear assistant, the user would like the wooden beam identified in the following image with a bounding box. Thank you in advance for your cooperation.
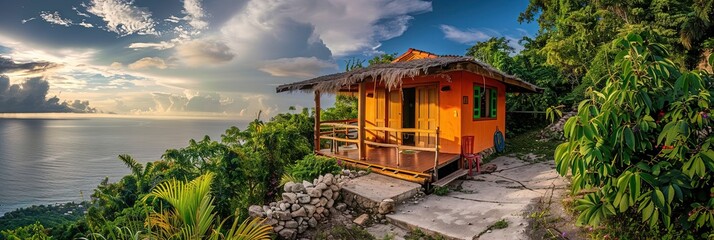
[358,82,366,160]
[314,91,321,152]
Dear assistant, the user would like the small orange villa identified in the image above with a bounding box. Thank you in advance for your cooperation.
[276,49,542,185]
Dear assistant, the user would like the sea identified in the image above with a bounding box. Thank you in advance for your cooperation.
[0,114,248,216]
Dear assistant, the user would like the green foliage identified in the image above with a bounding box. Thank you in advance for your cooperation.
[492,219,509,229]
[545,105,563,123]
[433,186,450,196]
[1,222,51,240]
[321,95,358,121]
[404,228,445,240]
[368,53,397,65]
[554,33,714,236]
[315,225,374,240]
[0,202,86,234]
[283,154,341,184]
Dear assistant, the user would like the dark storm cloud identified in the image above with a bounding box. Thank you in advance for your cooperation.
[0,56,59,74]
[0,75,95,113]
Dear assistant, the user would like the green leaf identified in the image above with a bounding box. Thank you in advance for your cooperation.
[629,173,641,200]
[624,127,635,151]
[653,189,665,209]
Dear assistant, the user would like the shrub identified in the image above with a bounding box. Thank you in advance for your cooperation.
[282,154,341,184]
[554,32,713,237]
[1,222,51,240]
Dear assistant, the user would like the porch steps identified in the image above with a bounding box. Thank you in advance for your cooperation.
[341,173,421,213]
[432,169,468,188]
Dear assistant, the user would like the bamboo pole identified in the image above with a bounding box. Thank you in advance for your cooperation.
[358,83,366,160]
[314,91,321,152]
[433,126,440,181]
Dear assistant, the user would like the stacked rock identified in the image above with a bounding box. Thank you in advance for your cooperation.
[248,171,359,239]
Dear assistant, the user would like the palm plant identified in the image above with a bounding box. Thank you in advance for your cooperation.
[143,173,272,240]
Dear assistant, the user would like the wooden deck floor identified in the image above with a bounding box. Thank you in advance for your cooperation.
[318,146,460,173]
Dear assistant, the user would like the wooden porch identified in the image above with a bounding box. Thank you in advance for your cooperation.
[317,146,460,184]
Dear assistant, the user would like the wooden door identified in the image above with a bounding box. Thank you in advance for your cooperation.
[374,89,386,142]
[387,89,402,144]
[416,85,438,147]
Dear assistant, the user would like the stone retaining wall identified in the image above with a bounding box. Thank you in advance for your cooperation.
[248,170,365,239]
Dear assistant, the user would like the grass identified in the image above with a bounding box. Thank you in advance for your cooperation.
[492,219,509,229]
[484,129,562,163]
[432,186,449,196]
[404,228,445,240]
[315,225,375,240]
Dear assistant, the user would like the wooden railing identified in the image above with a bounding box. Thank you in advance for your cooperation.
[363,126,440,179]
[319,119,358,153]
[318,119,442,180]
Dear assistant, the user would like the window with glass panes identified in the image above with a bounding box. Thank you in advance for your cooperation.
[473,85,497,119]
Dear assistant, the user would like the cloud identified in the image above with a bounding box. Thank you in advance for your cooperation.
[182,0,208,30]
[72,6,92,18]
[21,18,36,24]
[128,57,168,70]
[40,11,74,27]
[175,39,234,65]
[220,0,431,58]
[0,56,59,74]
[85,0,157,36]
[149,92,241,113]
[78,21,94,28]
[0,76,95,113]
[439,24,490,44]
[110,62,123,69]
[259,57,336,78]
[127,41,175,50]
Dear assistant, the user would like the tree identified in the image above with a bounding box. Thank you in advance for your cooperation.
[554,33,713,237]
[143,173,272,239]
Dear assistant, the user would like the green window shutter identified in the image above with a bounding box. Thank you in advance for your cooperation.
[490,88,497,118]
[473,86,481,119]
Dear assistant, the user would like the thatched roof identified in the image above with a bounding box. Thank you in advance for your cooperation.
[275,56,542,93]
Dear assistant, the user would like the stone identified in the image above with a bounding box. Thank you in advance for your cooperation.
[303,204,316,217]
[265,218,279,226]
[310,198,320,205]
[291,183,306,193]
[342,169,351,175]
[297,193,311,203]
[285,220,298,229]
[270,202,277,207]
[335,203,347,211]
[324,173,334,184]
[282,192,297,203]
[306,187,322,198]
[322,189,333,199]
[308,217,318,227]
[481,163,498,174]
[278,228,296,239]
[291,203,300,211]
[330,184,340,191]
[315,182,328,190]
[353,214,369,225]
[358,170,367,176]
[248,205,264,218]
[332,191,340,200]
[275,211,291,221]
[262,205,270,212]
[298,225,308,234]
[302,180,314,188]
[283,182,295,193]
[279,203,288,211]
[326,199,334,208]
[318,197,328,207]
[316,207,325,214]
[273,225,284,233]
[291,207,307,218]
[378,199,395,214]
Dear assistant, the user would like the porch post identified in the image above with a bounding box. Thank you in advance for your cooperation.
[358,82,366,160]
[314,90,321,153]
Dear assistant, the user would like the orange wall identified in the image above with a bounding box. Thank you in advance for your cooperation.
[459,71,507,153]
[362,70,506,155]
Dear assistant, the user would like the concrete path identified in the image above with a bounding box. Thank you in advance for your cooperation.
[385,155,569,240]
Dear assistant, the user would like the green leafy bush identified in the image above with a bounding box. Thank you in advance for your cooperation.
[554,33,713,237]
[1,222,51,240]
[283,154,341,184]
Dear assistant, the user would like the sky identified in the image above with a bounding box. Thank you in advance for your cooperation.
[0,0,537,119]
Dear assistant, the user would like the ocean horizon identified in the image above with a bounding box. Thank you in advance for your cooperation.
[0,115,249,216]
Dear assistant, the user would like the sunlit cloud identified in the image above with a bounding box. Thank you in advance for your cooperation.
[259,57,336,78]
[85,0,158,36]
